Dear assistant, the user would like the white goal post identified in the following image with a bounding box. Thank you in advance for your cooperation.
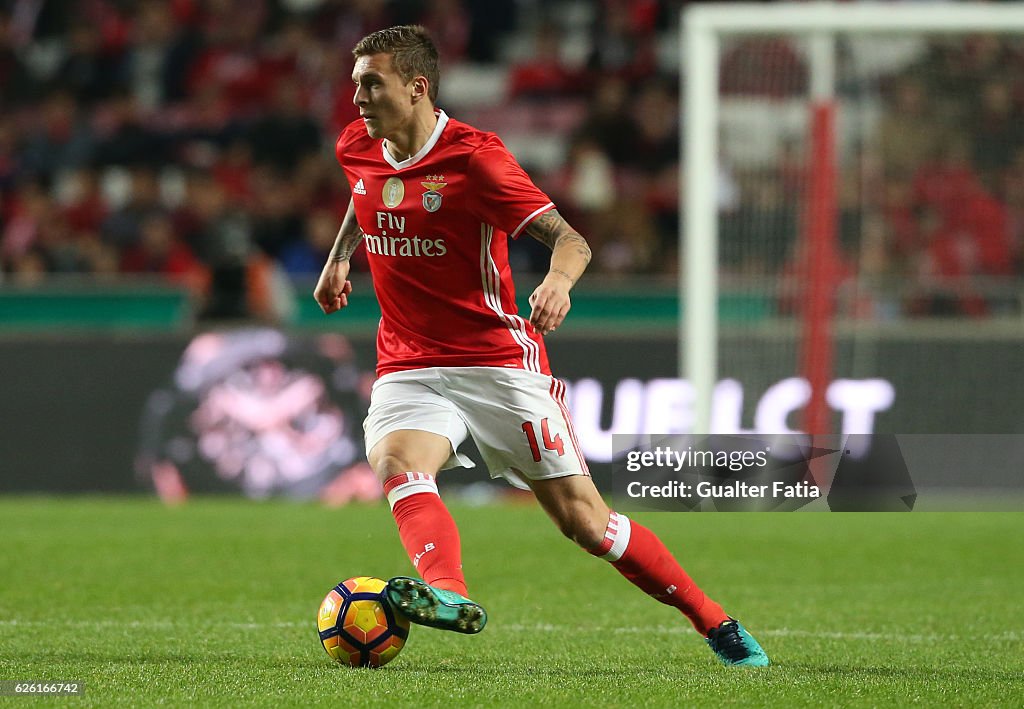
[681,1,1024,435]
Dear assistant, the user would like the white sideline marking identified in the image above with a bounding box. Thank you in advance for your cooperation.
[1,619,1020,642]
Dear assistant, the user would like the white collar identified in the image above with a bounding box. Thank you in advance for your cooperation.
[382,110,449,170]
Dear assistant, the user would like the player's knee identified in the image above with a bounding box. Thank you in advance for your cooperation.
[369,451,416,482]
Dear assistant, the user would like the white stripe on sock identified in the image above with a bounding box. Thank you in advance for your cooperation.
[601,513,632,562]
[386,476,439,509]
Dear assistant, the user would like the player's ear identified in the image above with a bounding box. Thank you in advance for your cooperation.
[410,76,430,104]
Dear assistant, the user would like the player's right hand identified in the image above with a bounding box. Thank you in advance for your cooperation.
[314,260,353,314]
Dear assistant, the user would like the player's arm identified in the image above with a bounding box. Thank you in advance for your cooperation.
[524,209,592,335]
[314,198,363,315]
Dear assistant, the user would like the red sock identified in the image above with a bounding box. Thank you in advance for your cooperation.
[383,473,467,597]
[589,511,728,635]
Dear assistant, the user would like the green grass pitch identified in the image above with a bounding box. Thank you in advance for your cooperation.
[1,498,1022,707]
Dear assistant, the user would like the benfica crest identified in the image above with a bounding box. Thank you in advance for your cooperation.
[421,175,447,213]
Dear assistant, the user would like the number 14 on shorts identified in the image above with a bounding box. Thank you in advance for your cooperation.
[521,418,565,461]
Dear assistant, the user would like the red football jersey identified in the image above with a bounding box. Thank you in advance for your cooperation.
[336,111,554,377]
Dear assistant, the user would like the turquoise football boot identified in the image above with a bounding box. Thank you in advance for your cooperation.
[385,576,487,634]
[705,618,770,667]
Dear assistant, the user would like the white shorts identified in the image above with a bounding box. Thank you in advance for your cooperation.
[363,366,589,490]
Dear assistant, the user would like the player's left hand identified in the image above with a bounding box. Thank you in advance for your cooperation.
[528,274,571,335]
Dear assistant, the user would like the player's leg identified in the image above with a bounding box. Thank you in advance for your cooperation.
[444,367,729,634]
[370,429,487,634]
[522,473,726,631]
[521,473,769,666]
[440,367,734,638]
[364,375,486,633]
[369,429,467,590]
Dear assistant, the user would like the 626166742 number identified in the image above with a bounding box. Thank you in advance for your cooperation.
[0,682,83,695]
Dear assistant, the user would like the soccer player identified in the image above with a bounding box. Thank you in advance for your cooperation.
[314,25,769,667]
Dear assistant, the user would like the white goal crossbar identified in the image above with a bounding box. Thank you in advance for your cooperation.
[681,2,1024,434]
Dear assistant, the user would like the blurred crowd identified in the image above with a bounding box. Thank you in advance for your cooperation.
[713,33,1024,319]
[0,0,1021,320]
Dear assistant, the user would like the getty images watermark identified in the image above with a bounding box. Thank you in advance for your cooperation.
[623,443,820,502]
[610,432,1024,510]
[611,433,933,512]
[616,437,824,512]
[612,434,1024,512]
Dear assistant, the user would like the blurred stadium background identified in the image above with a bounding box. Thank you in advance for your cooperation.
[1,0,1022,501]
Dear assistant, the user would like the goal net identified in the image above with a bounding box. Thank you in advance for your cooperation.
[682,3,1024,436]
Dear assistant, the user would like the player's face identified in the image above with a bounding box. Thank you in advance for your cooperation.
[352,53,416,140]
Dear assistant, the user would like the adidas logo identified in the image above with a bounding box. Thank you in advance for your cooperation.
[353,178,366,195]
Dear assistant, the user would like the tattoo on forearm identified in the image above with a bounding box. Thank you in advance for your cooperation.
[525,211,564,248]
[551,268,576,284]
[553,232,592,265]
[330,228,364,262]
[525,210,593,263]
